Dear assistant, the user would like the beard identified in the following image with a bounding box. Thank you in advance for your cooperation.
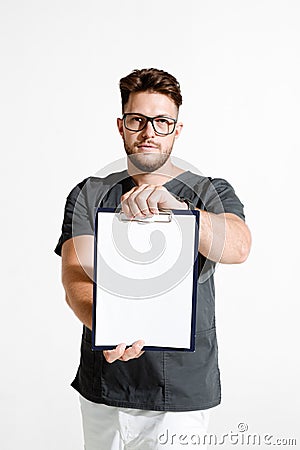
[127,152,170,173]
[124,139,174,173]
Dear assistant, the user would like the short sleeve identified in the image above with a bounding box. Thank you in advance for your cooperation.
[54,178,94,256]
[198,178,245,221]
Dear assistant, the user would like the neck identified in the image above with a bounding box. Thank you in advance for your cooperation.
[127,158,185,186]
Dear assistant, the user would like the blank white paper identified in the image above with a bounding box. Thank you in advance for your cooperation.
[93,210,198,350]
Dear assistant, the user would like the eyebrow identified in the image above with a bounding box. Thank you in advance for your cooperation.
[126,112,176,119]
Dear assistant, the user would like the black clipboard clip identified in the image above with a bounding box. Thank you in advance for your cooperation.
[118,209,172,224]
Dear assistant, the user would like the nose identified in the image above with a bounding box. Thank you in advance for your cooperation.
[141,119,155,139]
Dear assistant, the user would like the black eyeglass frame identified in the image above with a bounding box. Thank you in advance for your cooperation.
[122,113,178,136]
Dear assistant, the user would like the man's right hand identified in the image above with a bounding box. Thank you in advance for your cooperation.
[103,340,145,363]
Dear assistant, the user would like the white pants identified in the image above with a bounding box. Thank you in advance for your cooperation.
[79,395,210,450]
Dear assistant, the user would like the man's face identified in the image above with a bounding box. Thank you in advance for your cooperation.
[117,91,183,173]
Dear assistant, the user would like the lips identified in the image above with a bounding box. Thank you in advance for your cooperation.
[136,143,159,152]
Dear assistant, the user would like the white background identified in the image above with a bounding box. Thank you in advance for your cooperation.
[1,1,299,448]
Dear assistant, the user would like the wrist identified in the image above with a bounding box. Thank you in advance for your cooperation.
[181,199,190,210]
[181,199,194,210]
[172,194,194,210]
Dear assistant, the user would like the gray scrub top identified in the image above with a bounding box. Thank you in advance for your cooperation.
[55,170,245,411]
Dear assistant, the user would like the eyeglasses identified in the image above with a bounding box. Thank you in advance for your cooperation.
[123,113,177,136]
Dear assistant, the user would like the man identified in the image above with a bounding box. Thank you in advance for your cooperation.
[55,68,251,449]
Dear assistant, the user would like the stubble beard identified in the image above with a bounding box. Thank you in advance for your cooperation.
[124,140,174,173]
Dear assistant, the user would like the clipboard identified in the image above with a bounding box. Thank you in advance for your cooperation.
[92,207,200,352]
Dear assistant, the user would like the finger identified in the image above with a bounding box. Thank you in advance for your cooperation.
[120,340,145,361]
[120,350,145,361]
[126,185,152,218]
[121,186,138,219]
[147,186,164,214]
[120,348,143,362]
[103,343,126,363]
[134,186,157,217]
[121,187,139,218]
[121,197,132,218]
[121,189,135,202]
[126,194,143,218]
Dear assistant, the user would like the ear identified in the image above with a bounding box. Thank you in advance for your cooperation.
[174,122,183,139]
[117,118,124,138]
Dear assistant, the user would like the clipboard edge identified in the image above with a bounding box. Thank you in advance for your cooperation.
[92,207,200,353]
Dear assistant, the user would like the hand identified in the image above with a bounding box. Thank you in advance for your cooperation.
[103,339,145,363]
[121,184,188,218]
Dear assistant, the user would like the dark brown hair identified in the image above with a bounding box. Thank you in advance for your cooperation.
[119,68,182,112]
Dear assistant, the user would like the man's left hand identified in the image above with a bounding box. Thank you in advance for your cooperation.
[121,184,187,218]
